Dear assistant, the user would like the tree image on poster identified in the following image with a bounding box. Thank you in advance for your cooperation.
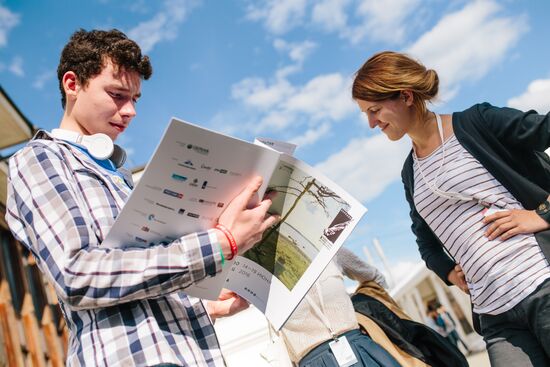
[244,162,350,290]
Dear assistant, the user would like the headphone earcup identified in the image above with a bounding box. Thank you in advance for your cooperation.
[111,145,127,168]
[50,129,126,168]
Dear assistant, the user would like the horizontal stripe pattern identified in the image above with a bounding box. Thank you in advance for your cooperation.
[413,135,550,315]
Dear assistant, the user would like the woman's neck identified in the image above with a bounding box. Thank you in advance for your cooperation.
[409,111,442,158]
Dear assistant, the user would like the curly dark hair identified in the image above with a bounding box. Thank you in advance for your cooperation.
[57,28,153,108]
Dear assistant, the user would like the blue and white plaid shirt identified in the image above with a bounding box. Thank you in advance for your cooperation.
[6,131,225,366]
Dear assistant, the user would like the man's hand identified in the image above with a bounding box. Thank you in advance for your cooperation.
[218,176,280,255]
[483,209,549,241]
[206,289,249,322]
[447,265,469,294]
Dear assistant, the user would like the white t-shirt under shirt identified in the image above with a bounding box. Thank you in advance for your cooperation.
[413,134,550,315]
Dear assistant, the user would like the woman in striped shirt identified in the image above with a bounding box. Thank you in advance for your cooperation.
[351,51,550,367]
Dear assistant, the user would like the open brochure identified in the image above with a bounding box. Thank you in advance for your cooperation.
[103,118,367,329]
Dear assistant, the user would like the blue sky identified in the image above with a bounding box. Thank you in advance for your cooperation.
[2,0,550,284]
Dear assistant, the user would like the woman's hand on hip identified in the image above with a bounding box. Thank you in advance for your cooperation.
[483,209,550,241]
[447,265,469,294]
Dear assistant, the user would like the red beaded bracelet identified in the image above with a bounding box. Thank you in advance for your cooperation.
[215,224,238,260]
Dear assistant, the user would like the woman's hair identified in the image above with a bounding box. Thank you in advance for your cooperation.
[57,28,153,108]
[352,51,439,119]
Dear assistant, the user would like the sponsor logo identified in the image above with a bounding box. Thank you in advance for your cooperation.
[171,173,188,182]
[186,143,209,156]
[178,208,186,215]
[323,209,352,243]
[200,180,217,190]
[214,168,228,174]
[145,184,162,191]
[178,160,196,170]
[198,198,216,206]
[147,214,166,225]
[156,202,175,211]
[200,164,212,170]
[187,212,200,218]
[163,189,183,199]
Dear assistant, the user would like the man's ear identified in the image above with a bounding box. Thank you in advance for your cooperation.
[62,71,80,101]
[401,90,414,107]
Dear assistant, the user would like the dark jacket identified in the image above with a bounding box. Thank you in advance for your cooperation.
[352,293,469,367]
[401,102,550,284]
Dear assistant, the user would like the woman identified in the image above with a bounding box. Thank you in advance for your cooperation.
[278,247,402,367]
[351,51,550,366]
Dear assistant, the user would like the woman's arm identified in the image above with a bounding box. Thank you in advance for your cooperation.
[335,246,388,288]
[478,103,550,150]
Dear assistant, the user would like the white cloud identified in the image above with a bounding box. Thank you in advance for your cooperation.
[311,0,349,32]
[8,56,23,76]
[407,0,527,101]
[231,77,295,110]
[290,122,330,147]
[127,0,199,53]
[273,39,316,65]
[245,0,419,45]
[227,69,355,145]
[507,78,550,114]
[245,0,308,34]
[316,134,411,202]
[239,72,355,135]
[342,0,419,44]
[273,39,317,79]
[284,73,354,122]
[227,35,354,142]
[0,5,20,47]
[33,70,56,90]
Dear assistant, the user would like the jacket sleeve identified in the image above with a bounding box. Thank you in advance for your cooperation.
[402,171,455,285]
[335,246,388,288]
[6,143,223,311]
[477,102,550,151]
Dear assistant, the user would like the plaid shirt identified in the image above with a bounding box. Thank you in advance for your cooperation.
[6,131,225,367]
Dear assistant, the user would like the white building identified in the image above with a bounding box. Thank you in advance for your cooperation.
[390,262,486,352]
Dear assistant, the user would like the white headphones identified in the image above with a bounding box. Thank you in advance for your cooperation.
[51,129,126,168]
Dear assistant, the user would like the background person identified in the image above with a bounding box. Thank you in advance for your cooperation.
[277,247,402,367]
[426,302,470,354]
[351,50,550,367]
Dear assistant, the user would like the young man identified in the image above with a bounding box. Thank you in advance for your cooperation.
[6,29,278,366]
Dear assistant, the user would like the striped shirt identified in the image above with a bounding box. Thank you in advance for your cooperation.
[413,135,550,315]
[6,131,225,366]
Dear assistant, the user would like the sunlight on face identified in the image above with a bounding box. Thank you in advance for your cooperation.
[72,61,142,140]
[355,98,411,141]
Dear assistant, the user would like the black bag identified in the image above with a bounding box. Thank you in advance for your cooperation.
[351,293,469,367]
